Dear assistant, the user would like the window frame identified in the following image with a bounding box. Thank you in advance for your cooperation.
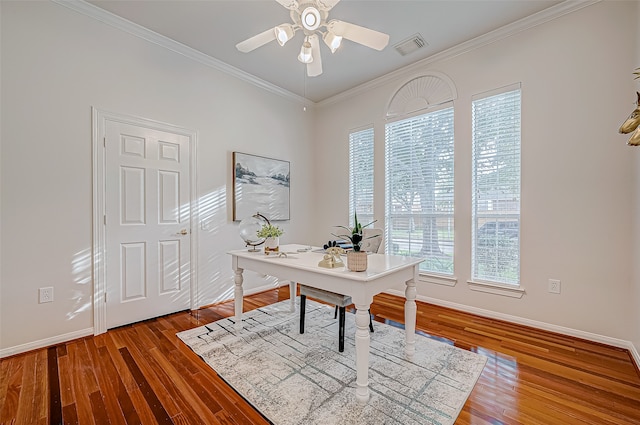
[469,83,524,297]
[384,104,456,281]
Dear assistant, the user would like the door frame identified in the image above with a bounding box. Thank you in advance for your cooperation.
[92,108,199,335]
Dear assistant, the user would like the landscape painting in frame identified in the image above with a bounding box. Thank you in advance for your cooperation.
[233,152,290,221]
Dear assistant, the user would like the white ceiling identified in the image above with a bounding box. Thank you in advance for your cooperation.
[87,0,563,103]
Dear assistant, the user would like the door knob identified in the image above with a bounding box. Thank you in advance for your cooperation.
[178,229,188,235]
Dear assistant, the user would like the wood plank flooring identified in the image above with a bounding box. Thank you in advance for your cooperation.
[1,287,639,424]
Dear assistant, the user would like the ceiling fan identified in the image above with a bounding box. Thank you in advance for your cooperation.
[236,0,390,77]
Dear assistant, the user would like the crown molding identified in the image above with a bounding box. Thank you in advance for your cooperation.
[50,0,309,106]
[52,0,598,109]
[317,0,600,108]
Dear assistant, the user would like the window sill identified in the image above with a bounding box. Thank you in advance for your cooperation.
[467,280,525,298]
[418,273,457,287]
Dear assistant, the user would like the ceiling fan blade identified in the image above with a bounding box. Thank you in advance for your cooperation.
[328,20,390,51]
[236,28,277,53]
[274,0,298,10]
[307,34,323,77]
[316,0,340,11]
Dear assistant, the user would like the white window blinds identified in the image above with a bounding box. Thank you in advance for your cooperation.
[385,106,455,275]
[472,86,521,285]
[349,127,374,227]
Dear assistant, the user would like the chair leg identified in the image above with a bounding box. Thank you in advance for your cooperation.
[300,295,306,334]
[334,305,338,319]
[369,309,374,333]
[338,306,346,352]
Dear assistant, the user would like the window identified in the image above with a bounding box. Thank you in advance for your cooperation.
[349,127,374,227]
[385,107,455,275]
[472,86,521,285]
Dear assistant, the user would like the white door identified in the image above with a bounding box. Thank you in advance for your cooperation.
[105,120,191,328]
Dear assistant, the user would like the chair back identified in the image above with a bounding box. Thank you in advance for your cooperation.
[361,228,383,253]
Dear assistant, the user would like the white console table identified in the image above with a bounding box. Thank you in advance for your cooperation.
[229,244,423,404]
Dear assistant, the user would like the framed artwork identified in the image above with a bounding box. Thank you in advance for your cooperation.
[232,152,290,221]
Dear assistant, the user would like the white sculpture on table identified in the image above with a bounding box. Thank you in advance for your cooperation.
[318,247,345,268]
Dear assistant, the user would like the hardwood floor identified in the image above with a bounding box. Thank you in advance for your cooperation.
[1,287,639,424]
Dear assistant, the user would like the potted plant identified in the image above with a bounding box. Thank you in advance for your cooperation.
[333,212,376,271]
[257,223,284,254]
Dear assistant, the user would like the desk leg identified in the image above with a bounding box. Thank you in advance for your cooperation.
[355,303,371,404]
[234,268,244,329]
[404,277,417,358]
[289,281,296,312]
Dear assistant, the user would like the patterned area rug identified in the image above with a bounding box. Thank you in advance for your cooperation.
[177,300,486,425]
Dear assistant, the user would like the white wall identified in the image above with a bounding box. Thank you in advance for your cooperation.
[2,0,639,357]
[0,1,314,353]
[313,1,639,343]
[632,2,640,354]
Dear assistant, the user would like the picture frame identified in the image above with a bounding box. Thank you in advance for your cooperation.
[232,152,290,221]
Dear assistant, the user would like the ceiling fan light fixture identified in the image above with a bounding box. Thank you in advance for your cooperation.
[300,6,321,31]
[323,31,342,53]
[237,0,390,78]
[298,39,313,63]
[274,24,295,46]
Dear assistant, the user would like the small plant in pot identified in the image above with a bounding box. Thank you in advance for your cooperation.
[333,212,376,271]
[257,224,283,255]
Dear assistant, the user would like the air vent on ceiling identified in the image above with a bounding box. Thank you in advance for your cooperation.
[394,34,427,56]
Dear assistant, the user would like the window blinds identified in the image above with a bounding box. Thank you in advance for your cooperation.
[472,87,521,285]
[385,106,455,275]
[349,128,375,227]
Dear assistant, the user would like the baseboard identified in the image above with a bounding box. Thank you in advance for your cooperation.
[385,289,640,369]
[628,343,640,372]
[199,282,284,309]
[2,283,281,359]
[0,327,94,359]
[247,282,284,297]
[5,288,637,369]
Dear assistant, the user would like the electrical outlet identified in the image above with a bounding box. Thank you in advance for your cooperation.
[548,279,561,294]
[39,287,54,303]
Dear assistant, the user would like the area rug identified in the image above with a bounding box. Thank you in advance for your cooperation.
[177,300,486,425]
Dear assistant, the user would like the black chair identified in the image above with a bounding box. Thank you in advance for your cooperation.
[299,285,373,352]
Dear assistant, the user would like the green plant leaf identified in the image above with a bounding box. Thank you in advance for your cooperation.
[256,223,284,238]
[361,220,377,229]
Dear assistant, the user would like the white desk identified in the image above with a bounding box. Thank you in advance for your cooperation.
[229,243,424,404]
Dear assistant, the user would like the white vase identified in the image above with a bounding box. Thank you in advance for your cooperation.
[264,236,279,254]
